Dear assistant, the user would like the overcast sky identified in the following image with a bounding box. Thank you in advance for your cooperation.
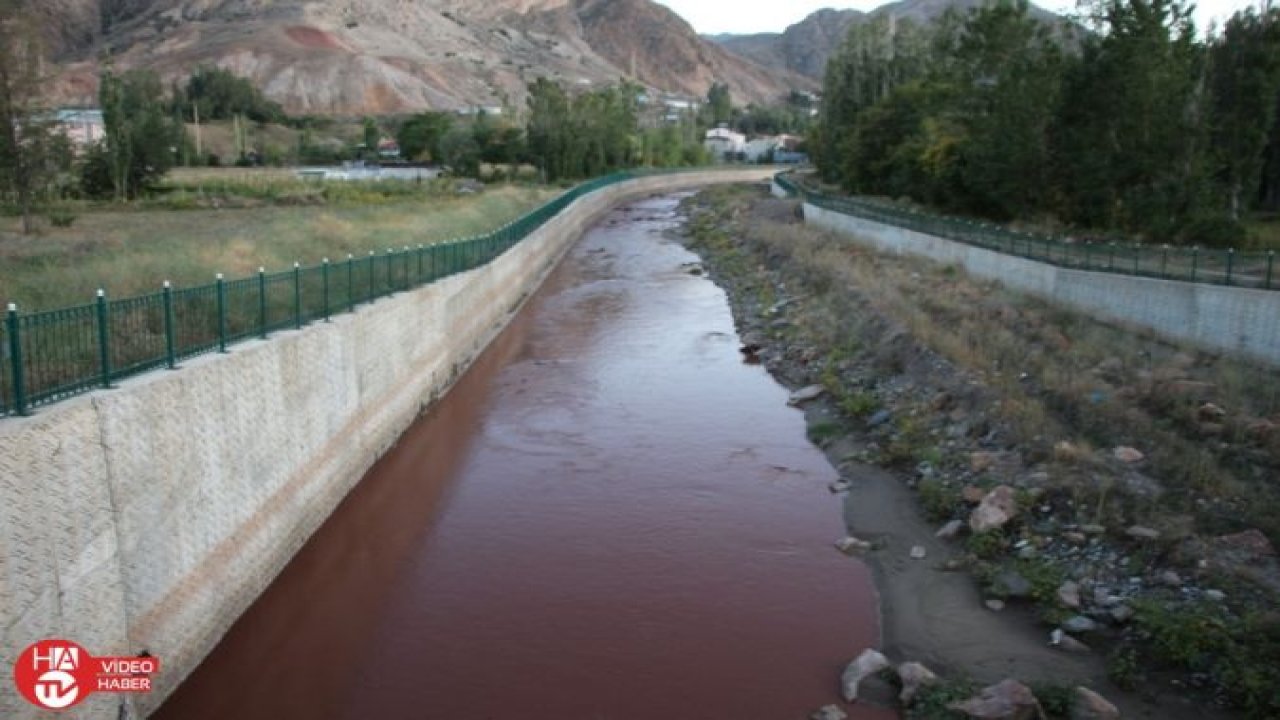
[655,0,1264,35]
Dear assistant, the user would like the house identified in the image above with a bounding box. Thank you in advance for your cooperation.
[703,126,746,161]
[377,138,401,159]
[54,109,105,148]
[743,137,780,163]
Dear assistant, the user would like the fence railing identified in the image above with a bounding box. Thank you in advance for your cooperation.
[0,171,640,418]
[774,172,1278,293]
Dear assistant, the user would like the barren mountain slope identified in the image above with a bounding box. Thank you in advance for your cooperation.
[713,0,1063,81]
[42,0,810,114]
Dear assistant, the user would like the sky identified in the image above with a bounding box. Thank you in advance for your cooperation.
[655,0,1265,36]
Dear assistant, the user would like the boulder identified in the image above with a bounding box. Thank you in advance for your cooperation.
[1113,446,1145,463]
[910,545,927,559]
[1216,528,1276,559]
[963,485,988,503]
[835,536,873,555]
[1061,616,1099,634]
[969,485,1019,533]
[1056,581,1082,609]
[810,705,847,720]
[789,385,826,406]
[948,679,1046,720]
[1125,526,1161,541]
[1050,628,1091,653]
[994,570,1033,599]
[1071,687,1120,720]
[897,661,939,705]
[937,519,965,540]
[1197,402,1227,422]
[840,649,891,703]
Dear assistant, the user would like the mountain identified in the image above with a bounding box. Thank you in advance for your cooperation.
[711,0,1064,82]
[40,0,814,115]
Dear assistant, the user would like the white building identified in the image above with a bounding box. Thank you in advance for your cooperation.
[704,127,746,161]
[54,109,105,148]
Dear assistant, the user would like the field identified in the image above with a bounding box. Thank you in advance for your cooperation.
[0,178,560,311]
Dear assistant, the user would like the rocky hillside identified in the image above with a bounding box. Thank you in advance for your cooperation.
[712,0,1063,81]
[40,0,812,115]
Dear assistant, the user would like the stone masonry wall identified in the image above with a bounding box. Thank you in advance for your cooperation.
[0,169,772,719]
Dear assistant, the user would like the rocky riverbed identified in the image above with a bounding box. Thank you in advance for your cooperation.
[676,183,1280,720]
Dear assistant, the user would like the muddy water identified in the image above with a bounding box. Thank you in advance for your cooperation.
[157,195,888,720]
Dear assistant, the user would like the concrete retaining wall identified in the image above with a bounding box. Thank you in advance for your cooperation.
[0,169,772,719]
[803,203,1280,366]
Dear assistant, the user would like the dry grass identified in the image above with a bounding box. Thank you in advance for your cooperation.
[694,184,1280,541]
[0,184,560,310]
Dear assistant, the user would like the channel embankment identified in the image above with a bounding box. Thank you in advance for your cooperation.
[0,168,772,719]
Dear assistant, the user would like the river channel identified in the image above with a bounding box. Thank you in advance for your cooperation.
[156,193,887,719]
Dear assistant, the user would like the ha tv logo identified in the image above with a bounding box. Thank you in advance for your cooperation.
[12,639,160,711]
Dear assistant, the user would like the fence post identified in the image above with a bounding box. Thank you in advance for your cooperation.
[404,246,411,290]
[1084,242,1092,270]
[258,267,268,339]
[1132,244,1140,275]
[386,248,395,294]
[6,304,26,416]
[293,262,302,329]
[1225,249,1235,287]
[1191,247,1199,282]
[368,251,375,301]
[417,244,424,285]
[216,274,228,353]
[347,254,355,313]
[322,259,331,322]
[1268,251,1275,291]
[1108,243,1116,271]
[163,281,177,369]
[96,289,112,388]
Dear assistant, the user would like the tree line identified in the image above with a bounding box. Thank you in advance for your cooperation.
[813,0,1280,246]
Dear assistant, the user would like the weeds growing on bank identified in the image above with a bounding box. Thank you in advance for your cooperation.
[684,183,1280,718]
[0,184,559,310]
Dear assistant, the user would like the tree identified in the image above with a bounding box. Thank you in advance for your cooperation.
[439,124,480,177]
[1208,8,1280,220]
[526,77,572,181]
[943,0,1064,218]
[396,112,454,162]
[0,2,59,233]
[362,116,379,159]
[706,82,732,126]
[99,68,185,200]
[177,66,284,124]
[1055,0,1210,238]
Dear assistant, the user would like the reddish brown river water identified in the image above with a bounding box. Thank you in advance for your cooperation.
[157,194,889,720]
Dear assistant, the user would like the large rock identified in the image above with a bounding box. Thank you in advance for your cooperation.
[1061,615,1099,634]
[810,705,847,720]
[1113,446,1145,463]
[840,649,890,703]
[897,661,939,705]
[969,485,1019,533]
[835,536,873,555]
[1056,580,1081,609]
[993,569,1033,599]
[937,519,965,540]
[789,384,826,406]
[948,679,1046,720]
[1071,687,1120,720]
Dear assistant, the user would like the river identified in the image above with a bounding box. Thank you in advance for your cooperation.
[156,193,887,720]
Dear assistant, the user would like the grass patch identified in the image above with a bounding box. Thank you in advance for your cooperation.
[0,184,559,310]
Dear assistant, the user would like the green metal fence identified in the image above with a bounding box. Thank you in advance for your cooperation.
[0,171,638,418]
[774,172,1278,292]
